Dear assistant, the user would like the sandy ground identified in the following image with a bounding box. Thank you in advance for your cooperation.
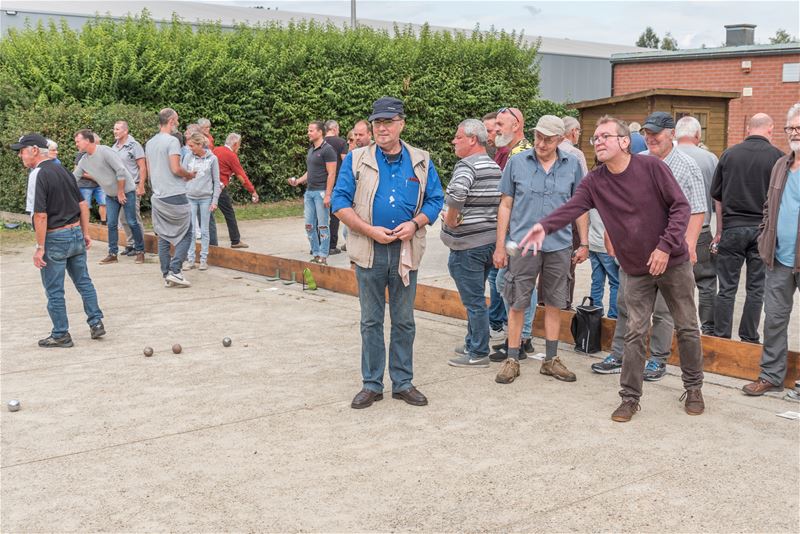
[1,228,799,532]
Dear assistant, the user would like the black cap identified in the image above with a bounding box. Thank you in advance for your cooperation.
[642,112,675,133]
[10,133,49,151]
[368,97,405,121]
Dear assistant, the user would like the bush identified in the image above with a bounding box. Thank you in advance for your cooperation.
[0,12,576,211]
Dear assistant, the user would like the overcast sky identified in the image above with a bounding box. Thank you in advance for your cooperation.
[200,0,799,49]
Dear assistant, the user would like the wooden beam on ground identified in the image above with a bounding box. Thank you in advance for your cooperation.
[88,223,799,387]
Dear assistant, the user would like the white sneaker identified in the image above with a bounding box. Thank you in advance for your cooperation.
[164,278,173,288]
[199,260,208,271]
[166,271,191,287]
[490,327,506,340]
[184,261,196,270]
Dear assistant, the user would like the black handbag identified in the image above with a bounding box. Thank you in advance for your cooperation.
[571,297,603,354]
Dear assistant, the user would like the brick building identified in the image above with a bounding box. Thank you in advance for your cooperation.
[610,25,800,148]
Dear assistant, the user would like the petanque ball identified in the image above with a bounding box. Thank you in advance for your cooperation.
[8,400,21,412]
[222,337,232,347]
[172,344,182,354]
[143,347,154,357]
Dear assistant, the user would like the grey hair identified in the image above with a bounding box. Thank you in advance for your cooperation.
[324,120,339,132]
[675,116,702,139]
[458,118,488,146]
[787,103,800,123]
[225,133,242,146]
[46,139,58,151]
[159,108,177,126]
[197,118,211,128]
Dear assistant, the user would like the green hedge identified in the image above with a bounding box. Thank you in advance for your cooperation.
[0,12,576,213]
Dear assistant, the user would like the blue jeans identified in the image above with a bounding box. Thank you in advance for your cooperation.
[304,190,330,258]
[496,266,537,340]
[105,190,144,255]
[589,251,620,318]
[188,198,212,262]
[40,227,103,337]
[355,241,417,394]
[448,244,495,356]
[487,266,507,331]
[158,228,194,277]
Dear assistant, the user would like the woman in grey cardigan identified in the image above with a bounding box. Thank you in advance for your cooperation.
[182,132,221,270]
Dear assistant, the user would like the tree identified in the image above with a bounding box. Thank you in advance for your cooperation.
[770,29,798,44]
[661,32,679,50]
[636,26,660,48]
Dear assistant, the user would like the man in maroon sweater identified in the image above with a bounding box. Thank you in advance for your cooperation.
[519,116,705,422]
[211,133,259,248]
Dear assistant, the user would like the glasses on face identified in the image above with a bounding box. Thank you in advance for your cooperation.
[589,133,624,146]
[784,126,800,134]
[497,107,521,123]
[372,118,403,129]
[534,133,559,145]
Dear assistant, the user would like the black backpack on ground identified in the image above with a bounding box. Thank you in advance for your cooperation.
[571,297,603,354]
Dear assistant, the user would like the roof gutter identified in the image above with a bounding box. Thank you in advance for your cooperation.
[613,46,800,64]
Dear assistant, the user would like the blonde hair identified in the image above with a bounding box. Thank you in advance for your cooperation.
[186,132,208,148]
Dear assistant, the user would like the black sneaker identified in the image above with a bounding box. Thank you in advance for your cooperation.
[90,320,106,339]
[643,359,667,381]
[122,246,136,256]
[329,247,342,255]
[38,333,74,348]
[591,354,622,374]
[522,338,534,353]
[489,339,526,362]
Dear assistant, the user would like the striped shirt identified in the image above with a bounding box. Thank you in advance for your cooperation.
[440,153,502,250]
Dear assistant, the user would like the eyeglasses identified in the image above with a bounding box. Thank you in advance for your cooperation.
[589,134,625,146]
[497,107,521,123]
[784,126,800,134]
[534,133,559,145]
[371,118,403,128]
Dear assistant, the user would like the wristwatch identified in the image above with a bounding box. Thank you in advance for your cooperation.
[35,243,43,250]
[412,220,420,231]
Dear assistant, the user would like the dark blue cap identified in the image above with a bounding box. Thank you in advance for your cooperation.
[368,97,405,121]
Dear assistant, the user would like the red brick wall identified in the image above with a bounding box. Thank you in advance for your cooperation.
[613,54,800,148]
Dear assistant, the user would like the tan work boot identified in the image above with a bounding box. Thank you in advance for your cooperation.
[611,399,641,422]
[540,356,576,382]
[495,358,520,384]
[134,252,145,264]
[681,389,705,415]
[98,254,118,265]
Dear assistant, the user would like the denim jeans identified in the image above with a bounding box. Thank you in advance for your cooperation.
[157,228,194,277]
[105,190,144,255]
[487,267,507,331]
[188,198,212,262]
[119,194,144,248]
[496,266,537,340]
[714,225,765,342]
[448,243,495,357]
[759,261,800,386]
[40,227,103,337]
[589,251,620,318]
[356,241,417,394]
[304,190,330,258]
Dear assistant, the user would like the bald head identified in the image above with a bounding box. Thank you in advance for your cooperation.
[747,113,774,138]
[495,107,525,148]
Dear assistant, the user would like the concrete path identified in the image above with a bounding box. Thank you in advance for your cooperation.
[1,237,798,532]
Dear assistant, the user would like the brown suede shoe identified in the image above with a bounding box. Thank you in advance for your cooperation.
[681,389,705,415]
[351,389,383,409]
[742,378,783,396]
[230,241,250,249]
[540,356,577,382]
[98,254,118,265]
[392,386,428,406]
[134,252,145,264]
[495,358,520,384]
[611,399,641,422]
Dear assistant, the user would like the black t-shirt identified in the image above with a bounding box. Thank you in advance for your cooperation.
[324,135,347,178]
[33,160,83,229]
[306,141,338,191]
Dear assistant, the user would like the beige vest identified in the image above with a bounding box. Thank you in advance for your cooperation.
[347,141,431,269]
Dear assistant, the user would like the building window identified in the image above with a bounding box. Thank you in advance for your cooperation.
[783,63,800,83]
[674,110,709,144]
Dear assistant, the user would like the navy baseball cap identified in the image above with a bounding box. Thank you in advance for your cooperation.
[368,97,405,121]
[642,112,676,133]
[10,133,49,151]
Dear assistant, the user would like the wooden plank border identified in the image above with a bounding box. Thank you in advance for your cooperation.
[89,224,799,387]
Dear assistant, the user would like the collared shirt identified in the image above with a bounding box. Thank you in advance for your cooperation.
[676,143,718,228]
[111,134,146,184]
[306,141,338,190]
[643,148,707,215]
[499,147,584,252]
[332,145,444,229]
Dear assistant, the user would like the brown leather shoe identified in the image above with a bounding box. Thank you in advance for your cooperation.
[611,399,640,422]
[230,241,250,249]
[681,389,705,415]
[98,254,118,265]
[351,389,383,409]
[391,386,428,406]
[134,252,145,264]
[742,378,783,396]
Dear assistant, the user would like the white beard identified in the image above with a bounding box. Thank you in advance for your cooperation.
[495,132,513,147]
[790,140,800,153]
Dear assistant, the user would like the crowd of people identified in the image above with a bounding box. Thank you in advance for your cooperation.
[12,97,800,422]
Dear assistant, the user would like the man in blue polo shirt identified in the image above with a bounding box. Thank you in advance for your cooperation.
[493,115,588,385]
[333,97,444,409]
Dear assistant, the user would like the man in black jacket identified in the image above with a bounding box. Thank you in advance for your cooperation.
[710,113,784,342]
